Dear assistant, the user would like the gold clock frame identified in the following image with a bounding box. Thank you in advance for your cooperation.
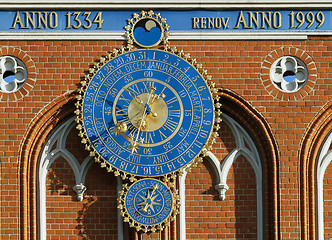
[74,10,221,233]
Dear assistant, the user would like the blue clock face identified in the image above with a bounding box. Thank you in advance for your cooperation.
[124,178,174,226]
[82,49,214,177]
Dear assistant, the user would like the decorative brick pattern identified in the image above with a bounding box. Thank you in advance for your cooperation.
[219,89,278,239]
[18,93,77,240]
[323,163,332,239]
[299,100,332,239]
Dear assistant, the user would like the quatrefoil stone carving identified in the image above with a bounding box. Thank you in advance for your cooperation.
[0,56,28,93]
[270,56,308,93]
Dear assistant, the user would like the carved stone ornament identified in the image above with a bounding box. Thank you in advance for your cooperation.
[270,56,308,93]
[0,56,28,93]
[73,183,87,202]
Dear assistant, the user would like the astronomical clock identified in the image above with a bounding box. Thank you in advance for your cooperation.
[75,10,221,233]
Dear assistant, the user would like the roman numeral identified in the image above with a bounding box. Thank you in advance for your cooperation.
[142,81,155,92]
[127,84,140,96]
[163,119,178,132]
[119,95,131,104]
[165,96,177,105]
[146,132,154,144]
[168,109,181,118]
[159,130,168,140]
[120,115,130,123]
[115,106,127,116]
[128,125,138,136]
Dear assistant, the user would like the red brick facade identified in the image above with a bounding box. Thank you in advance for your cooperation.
[0,10,331,239]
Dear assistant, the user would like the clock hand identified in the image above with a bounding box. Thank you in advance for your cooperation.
[122,87,143,105]
[150,183,159,198]
[144,102,157,117]
[141,86,157,121]
[130,86,156,154]
[130,115,146,154]
[124,86,158,118]
[130,109,144,122]
[145,91,166,116]
[142,184,159,213]
[145,86,160,117]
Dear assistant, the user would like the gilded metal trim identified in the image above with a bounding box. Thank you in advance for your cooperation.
[125,10,170,48]
[117,177,180,233]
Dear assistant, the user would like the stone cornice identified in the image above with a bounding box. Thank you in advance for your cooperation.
[0,1,331,9]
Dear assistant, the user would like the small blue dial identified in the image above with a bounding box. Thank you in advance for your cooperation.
[124,178,174,226]
[82,49,215,177]
[133,18,163,47]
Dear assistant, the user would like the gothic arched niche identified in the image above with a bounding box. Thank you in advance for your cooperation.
[18,93,76,239]
[181,112,262,239]
[177,89,279,239]
[38,116,120,239]
[299,101,332,239]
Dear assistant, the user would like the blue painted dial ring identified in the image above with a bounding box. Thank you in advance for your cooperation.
[124,178,174,226]
[82,49,214,177]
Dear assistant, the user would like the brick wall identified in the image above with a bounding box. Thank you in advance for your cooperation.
[46,158,80,239]
[185,157,257,239]
[45,125,118,240]
[0,36,331,239]
[46,160,118,240]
